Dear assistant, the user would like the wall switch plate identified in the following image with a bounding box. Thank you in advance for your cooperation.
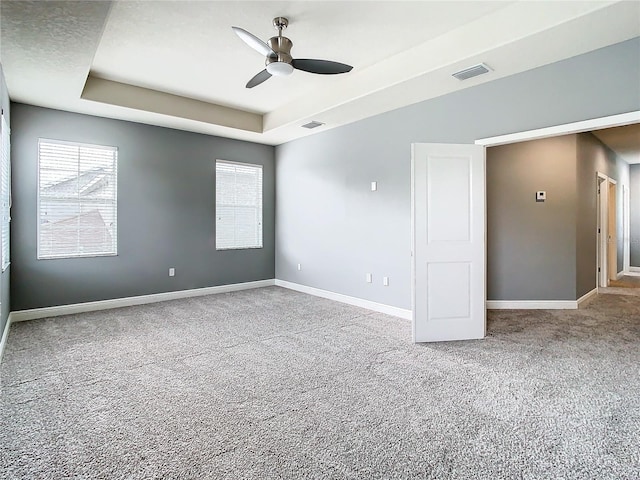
[383,276,389,286]
[536,191,546,202]
[371,181,377,191]
[366,273,372,283]
[169,268,175,277]
[297,263,301,271]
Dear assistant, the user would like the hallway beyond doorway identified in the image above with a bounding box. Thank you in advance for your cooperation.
[599,274,640,297]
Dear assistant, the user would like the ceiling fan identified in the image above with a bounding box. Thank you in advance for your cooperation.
[232,17,353,88]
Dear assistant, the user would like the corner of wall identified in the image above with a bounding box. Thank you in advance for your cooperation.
[0,311,11,364]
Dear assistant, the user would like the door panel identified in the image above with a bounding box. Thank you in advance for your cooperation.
[412,143,485,343]
[427,262,471,319]
[427,155,471,243]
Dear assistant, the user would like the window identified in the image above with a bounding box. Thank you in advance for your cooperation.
[38,139,118,259]
[0,113,9,271]
[216,160,263,250]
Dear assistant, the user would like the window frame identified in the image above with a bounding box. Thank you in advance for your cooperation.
[0,113,10,272]
[215,159,263,251]
[37,138,119,260]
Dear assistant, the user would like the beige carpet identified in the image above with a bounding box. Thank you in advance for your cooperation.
[1,287,639,479]
[609,275,640,288]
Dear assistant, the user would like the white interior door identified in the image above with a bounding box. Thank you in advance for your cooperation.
[411,143,486,342]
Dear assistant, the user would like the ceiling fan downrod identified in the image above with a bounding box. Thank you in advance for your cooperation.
[273,16,288,36]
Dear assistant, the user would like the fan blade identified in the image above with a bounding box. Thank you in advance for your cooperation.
[246,69,272,88]
[292,59,353,75]
[232,27,276,57]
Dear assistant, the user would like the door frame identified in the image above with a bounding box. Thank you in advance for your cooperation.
[476,111,639,286]
[607,179,618,282]
[476,112,640,148]
[623,184,630,273]
[597,173,618,287]
[597,173,608,287]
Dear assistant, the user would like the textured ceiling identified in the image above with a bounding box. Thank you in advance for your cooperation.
[1,1,639,145]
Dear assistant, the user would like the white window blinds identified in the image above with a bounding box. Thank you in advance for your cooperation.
[0,114,10,271]
[38,139,118,259]
[216,160,263,250]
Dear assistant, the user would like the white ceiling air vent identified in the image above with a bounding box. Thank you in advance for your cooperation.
[301,121,325,129]
[452,63,492,81]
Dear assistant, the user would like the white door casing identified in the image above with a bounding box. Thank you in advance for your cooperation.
[608,180,617,281]
[597,173,607,287]
[623,184,630,273]
[411,143,486,342]
[597,173,618,286]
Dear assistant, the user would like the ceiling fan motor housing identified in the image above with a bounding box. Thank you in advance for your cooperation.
[266,36,294,75]
[233,15,353,87]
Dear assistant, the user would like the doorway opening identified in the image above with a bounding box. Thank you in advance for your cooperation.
[478,111,640,308]
[597,173,640,293]
[597,173,617,288]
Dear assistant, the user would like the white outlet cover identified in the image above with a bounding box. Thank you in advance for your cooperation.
[297,263,301,271]
[366,273,372,283]
[169,268,175,277]
[383,276,389,286]
[371,181,377,191]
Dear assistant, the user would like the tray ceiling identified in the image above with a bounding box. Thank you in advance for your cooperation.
[1,1,639,145]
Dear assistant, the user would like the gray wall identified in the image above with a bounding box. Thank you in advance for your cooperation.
[486,136,577,301]
[487,132,629,302]
[0,62,9,335]
[11,104,275,310]
[576,132,629,297]
[631,164,640,267]
[275,38,640,309]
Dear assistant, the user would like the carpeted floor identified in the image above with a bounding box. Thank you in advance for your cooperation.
[609,275,640,288]
[1,287,639,479]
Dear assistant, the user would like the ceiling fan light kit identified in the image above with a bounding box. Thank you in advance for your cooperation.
[232,17,353,88]
[266,62,294,76]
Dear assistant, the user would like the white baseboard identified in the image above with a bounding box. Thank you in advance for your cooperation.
[629,266,640,273]
[486,300,578,310]
[274,279,412,320]
[0,314,12,363]
[617,271,624,280]
[577,288,598,307]
[486,287,598,310]
[10,279,276,323]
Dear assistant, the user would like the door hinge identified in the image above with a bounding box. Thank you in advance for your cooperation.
[598,267,601,273]
[598,228,601,233]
